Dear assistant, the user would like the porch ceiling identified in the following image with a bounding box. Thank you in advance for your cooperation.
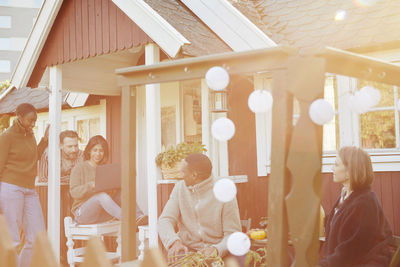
[41,48,144,96]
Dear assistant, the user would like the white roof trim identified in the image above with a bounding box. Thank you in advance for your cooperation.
[0,84,15,101]
[10,0,63,89]
[112,0,190,58]
[180,0,276,52]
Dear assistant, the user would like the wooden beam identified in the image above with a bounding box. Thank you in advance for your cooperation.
[121,85,137,261]
[266,69,292,267]
[321,47,400,86]
[116,46,296,86]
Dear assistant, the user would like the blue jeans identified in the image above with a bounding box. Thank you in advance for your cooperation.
[74,190,144,224]
[0,182,45,267]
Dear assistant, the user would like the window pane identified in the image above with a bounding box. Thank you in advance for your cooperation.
[358,80,394,107]
[0,60,10,73]
[0,16,11,28]
[182,80,202,143]
[361,110,396,149]
[77,119,89,145]
[161,106,176,148]
[89,118,100,137]
[323,115,339,151]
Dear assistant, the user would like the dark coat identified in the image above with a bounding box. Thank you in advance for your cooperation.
[320,188,393,267]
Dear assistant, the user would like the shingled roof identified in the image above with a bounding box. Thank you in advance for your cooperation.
[144,0,231,57]
[0,87,68,115]
[231,0,400,53]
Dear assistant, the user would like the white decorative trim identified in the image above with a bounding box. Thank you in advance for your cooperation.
[322,152,400,173]
[10,0,63,89]
[157,175,248,184]
[180,0,276,51]
[111,0,190,58]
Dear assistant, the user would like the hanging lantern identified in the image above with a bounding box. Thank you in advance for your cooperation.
[206,66,229,113]
[210,89,228,113]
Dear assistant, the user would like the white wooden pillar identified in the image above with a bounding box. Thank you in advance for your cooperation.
[48,65,62,261]
[145,43,161,247]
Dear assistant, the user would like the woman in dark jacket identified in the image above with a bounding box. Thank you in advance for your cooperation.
[0,103,47,267]
[320,146,393,267]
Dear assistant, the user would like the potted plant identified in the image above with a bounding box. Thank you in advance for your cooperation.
[155,142,207,179]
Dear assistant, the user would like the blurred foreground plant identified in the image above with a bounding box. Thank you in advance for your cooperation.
[168,251,224,267]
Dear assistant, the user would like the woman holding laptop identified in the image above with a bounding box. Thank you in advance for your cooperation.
[70,135,147,225]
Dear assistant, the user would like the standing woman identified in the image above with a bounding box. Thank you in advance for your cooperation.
[320,146,393,267]
[0,103,46,267]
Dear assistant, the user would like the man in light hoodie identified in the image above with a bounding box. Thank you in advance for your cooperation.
[158,153,241,262]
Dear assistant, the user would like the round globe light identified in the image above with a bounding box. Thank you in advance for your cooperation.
[248,90,273,113]
[211,117,235,141]
[227,232,251,256]
[360,86,381,108]
[213,178,237,203]
[309,99,334,125]
[205,66,230,91]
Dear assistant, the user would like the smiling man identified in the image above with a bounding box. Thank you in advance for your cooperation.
[38,130,84,184]
[158,153,241,263]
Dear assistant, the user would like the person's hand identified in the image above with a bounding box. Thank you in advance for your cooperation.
[201,246,218,257]
[168,239,188,264]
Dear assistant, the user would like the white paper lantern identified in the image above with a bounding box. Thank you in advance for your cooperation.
[248,90,273,113]
[349,86,381,114]
[213,178,237,203]
[205,66,230,91]
[211,117,235,141]
[227,232,251,256]
[360,86,381,108]
[309,99,334,125]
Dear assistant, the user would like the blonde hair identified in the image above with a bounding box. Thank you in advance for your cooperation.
[338,146,374,191]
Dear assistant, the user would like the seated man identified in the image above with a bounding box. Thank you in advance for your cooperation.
[38,129,84,184]
[158,153,241,261]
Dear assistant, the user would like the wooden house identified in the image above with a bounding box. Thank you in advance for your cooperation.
[1,0,399,264]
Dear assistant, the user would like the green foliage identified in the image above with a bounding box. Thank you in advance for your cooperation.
[245,248,267,267]
[0,80,10,94]
[155,142,207,168]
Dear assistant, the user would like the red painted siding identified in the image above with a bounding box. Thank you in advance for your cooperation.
[27,0,153,88]
[105,76,400,236]
[106,96,122,164]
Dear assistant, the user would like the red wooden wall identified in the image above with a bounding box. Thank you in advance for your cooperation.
[105,77,400,236]
[226,75,400,236]
[28,0,153,88]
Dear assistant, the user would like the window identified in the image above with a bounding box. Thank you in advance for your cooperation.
[0,0,10,6]
[0,16,11,28]
[77,118,100,148]
[358,80,399,150]
[181,80,202,144]
[0,38,10,50]
[0,60,10,73]
[256,74,339,175]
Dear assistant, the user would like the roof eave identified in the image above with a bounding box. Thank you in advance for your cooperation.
[180,0,276,52]
[112,0,190,58]
[10,0,63,90]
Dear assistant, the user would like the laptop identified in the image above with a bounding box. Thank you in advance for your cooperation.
[94,163,121,192]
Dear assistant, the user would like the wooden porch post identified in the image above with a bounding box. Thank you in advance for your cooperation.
[48,65,62,262]
[285,57,325,267]
[266,69,292,267]
[121,86,137,261]
[145,43,161,247]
